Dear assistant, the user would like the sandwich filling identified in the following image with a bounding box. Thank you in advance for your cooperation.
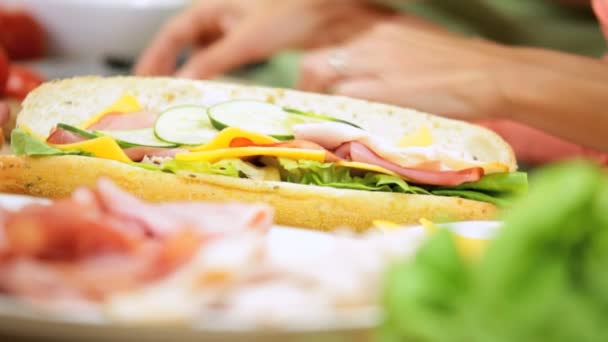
[12,94,527,206]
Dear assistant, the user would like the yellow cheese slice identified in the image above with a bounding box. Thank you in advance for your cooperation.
[420,218,489,262]
[188,128,279,152]
[372,220,402,230]
[176,147,326,163]
[336,161,398,177]
[79,94,143,129]
[398,126,434,147]
[51,136,131,163]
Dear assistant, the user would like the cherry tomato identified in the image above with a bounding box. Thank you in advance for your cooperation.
[0,48,8,95]
[5,65,45,101]
[0,8,46,61]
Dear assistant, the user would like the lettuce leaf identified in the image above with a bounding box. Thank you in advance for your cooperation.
[10,128,89,156]
[275,158,526,205]
[436,172,528,196]
[162,158,272,180]
[277,158,429,194]
[380,161,608,342]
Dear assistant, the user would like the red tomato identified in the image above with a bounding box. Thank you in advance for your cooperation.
[0,8,46,61]
[0,48,8,95]
[5,65,45,101]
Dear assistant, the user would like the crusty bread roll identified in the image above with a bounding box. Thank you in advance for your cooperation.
[0,76,514,231]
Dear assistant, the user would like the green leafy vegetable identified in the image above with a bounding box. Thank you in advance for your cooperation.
[430,189,511,207]
[10,128,88,157]
[380,161,608,342]
[162,158,269,180]
[277,158,429,194]
[437,172,528,196]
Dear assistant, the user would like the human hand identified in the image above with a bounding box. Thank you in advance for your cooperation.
[297,21,517,120]
[135,0,393,79]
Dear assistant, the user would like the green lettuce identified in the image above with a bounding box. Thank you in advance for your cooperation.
[275,159,526,205]
[380,161,608,342]
[277,158,429,194]
[10,128,88,156]
[162,158,272,180]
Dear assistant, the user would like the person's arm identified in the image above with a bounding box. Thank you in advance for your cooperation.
[498,47,608,151]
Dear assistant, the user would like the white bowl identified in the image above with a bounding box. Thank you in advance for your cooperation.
[13,0,188,61]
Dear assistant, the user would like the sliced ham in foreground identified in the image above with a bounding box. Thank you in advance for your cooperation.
[0,179,273,302]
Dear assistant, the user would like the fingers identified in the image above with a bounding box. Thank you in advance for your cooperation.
[176,7,290,79]
[297,48,345,92]
[135,10,201,76]
[175,22,262,79]
[297,44,379,93]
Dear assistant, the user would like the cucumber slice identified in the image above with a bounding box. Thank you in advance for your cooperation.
[208,100,295,140]
[284,108,361,129]
[57,123,99,139]
[96,128,177,148]
[154,105,217,145]
[57,123,176,148]
[209,100,361,140]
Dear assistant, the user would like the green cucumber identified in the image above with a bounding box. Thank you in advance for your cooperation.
[284,108,361,129]
[57,123,176,148]
[95,128,177,148]
[154,105,217,145]
[57,123,99,139]
[208,100,361,140]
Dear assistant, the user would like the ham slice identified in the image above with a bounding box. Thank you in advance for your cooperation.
[124,147,187,162]
[293,122,368,150]
[93,179,272,237]
[337,142,483,186]
[46,110,157,145]
[0,179,273,302]
[46,127,87,144]
[88,111,158,131]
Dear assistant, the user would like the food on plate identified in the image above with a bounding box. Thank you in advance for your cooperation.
[381,161,608,342]
[0,76,527,230]
[0,179,439,327]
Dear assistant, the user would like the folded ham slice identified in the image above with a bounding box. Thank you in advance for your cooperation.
[336,142,483,186]
[0,180,273,302]
[88,111,158,131]
[47,127,87,144]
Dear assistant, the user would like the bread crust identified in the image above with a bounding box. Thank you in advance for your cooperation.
[0,155,498,231]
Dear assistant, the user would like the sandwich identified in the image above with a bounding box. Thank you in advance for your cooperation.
[0,76,526,231]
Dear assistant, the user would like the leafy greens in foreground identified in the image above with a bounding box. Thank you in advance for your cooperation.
[381,161,608,342]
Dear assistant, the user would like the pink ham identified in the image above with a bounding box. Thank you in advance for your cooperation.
[88,111,158,131]
[46,127,87,144]
[123,147,187,162]
[337,142,483,186]
[0,179,273,302]
[293,122,368,150]
[93,178,273,237]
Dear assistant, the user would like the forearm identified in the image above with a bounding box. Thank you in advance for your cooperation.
[497,48,608,152]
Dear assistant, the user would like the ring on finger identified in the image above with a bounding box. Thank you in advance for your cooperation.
[327,49,349,76]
